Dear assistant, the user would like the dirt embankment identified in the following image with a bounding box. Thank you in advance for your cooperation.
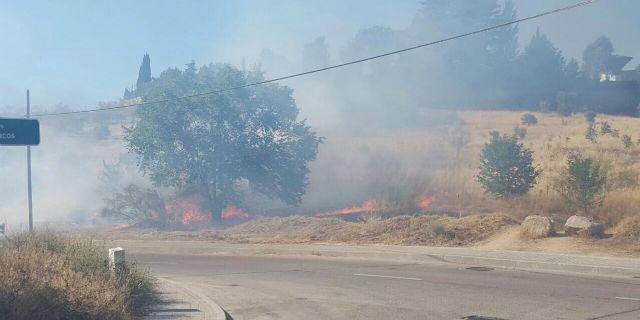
[103,213,517,247]
[97,212,640,257]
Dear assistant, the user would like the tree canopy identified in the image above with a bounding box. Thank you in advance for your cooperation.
[476,131,540,198]
[125,63,322,220]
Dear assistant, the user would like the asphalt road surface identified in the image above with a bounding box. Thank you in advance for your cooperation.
[132,252,640,320]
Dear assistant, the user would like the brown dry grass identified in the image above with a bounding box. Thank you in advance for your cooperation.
[202,213,517,246]
[0,233,159,320]
[607,215,640,252]
[306,111,640,227]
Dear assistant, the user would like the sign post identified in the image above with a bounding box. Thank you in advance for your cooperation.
[0,90,40,232]
[26,90,33,232]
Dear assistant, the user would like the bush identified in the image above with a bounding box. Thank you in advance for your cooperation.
[622,135,634,150]
[0,233,159,319]
[554,154,606,214]
[476,131,540,199]
[513,126,527,139]
[520,113,538,126]
[585,124,598,143]
[429,221,446,236]
[584,111,596,123]
[101,184,170,226]
[600,121,613,135]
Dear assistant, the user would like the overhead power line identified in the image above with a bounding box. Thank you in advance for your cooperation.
[32,0,597,117]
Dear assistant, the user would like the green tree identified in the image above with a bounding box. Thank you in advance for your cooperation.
[414,0,518,101]
[476,131,540,198]
[555,154,606,214]
[125,63,322,220]
[516,29,567,107]
[136,53,152,88]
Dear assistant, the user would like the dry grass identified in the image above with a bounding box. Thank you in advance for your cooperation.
[0,233,159,320]
[607,215,640,252]
[202,213,517,246]
[299,111,640,226]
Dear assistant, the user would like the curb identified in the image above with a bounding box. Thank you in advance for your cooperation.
[115,240,640,278]
[156,277,229,320]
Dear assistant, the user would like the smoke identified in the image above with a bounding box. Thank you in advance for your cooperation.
[1,0,638,225]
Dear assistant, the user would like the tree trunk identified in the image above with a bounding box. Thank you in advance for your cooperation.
[204,176,223,222]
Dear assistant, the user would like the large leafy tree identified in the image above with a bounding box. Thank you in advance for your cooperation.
[125,63,322,220]
[476,131,540,198]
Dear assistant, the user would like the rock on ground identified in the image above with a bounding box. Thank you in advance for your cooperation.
[520,215,555,239]
[565,215,604,238]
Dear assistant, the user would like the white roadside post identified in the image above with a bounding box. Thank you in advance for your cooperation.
[108,247,125,275]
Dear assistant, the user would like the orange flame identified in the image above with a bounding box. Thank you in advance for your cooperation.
[169,195,210,225]
[222,205,249,219]
[314,198,386,217]
[165,195,250,224]
[314,194,438,218]
[417,196,433,209]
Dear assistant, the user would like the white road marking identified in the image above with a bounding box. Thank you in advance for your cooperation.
[354,273,422,281]
[615,297,640,301]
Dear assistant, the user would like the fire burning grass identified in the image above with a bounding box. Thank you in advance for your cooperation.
[313,194,440,218]
[164,195,250,225]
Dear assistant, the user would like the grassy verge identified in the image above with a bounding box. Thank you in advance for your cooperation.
[195,213,518,246]
[0,233,159,320]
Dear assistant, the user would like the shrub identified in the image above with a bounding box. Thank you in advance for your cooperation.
[513,126,527,139]
[0,233,159,319]
[622,135,634,150]
[600,121,613,135]
[585,124,598,143]
[429,221,446,236]
[520,113,538,126]
[584,111,596,123]
[101,184,170,226]
[554,153,606,214]
[476,131,540,199]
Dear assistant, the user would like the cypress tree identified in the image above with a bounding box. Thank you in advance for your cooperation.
[136,53,151,87]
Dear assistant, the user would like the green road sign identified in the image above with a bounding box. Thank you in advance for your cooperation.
[0,118,40,146]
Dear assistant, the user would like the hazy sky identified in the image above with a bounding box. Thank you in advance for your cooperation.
[0,0,638,110]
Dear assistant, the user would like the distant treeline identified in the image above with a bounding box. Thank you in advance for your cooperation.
[292,1,640,124]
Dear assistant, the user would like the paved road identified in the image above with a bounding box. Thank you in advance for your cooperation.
[131,252,640,320]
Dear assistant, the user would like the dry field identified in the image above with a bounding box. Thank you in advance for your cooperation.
[308,110,640,225]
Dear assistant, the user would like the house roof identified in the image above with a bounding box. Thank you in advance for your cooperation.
[604,55,633,73]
